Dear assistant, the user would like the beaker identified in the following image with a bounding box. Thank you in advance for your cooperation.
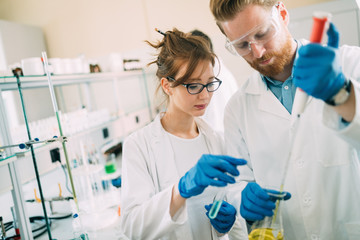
[248,191,286,240]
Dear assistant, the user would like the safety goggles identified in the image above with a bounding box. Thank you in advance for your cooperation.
[225,5,281,57]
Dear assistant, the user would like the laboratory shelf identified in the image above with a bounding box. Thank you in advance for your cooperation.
[0,115,121,166]
[0,70,147,91]
[0,68,156,239]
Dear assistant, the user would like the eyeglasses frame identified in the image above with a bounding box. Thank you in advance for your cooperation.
[166,76,223,95]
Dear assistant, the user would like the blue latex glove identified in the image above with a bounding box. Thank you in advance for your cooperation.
[240,182,291,221]
[178,154,247,198]
[293,23,345,101]
[205,201,236,233]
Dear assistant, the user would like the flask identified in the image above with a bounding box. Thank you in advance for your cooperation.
[72,213,89,240]
[248,191,285,240]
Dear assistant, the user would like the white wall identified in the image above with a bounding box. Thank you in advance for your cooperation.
[0,0,335,86]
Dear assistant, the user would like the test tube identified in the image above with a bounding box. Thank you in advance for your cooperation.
[208,188,226,219]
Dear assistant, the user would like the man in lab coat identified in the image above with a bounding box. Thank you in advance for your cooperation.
[210,0,360,239]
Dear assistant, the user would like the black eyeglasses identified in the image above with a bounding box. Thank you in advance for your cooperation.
[166,76,222,95]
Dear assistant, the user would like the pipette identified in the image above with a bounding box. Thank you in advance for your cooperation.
[271,11,332,229]
[292,11,332,119]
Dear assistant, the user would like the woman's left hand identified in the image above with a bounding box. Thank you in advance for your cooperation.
[205,201,236,233]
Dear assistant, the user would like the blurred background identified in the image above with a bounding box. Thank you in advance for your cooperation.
[0,0,337,86]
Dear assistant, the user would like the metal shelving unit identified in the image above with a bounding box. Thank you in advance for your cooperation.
[0,69,155,239]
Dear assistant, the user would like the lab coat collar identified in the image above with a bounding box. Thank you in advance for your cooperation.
[245,73,291,119]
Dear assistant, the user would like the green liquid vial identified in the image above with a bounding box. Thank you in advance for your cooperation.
[105,162,116,174]
[105,153,117,174]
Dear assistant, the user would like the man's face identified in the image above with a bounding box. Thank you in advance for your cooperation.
[222,4,293,78]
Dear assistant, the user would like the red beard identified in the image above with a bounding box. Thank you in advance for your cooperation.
[247,36,293,78]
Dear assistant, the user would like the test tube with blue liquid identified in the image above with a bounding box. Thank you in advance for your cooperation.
[208,188,226,219]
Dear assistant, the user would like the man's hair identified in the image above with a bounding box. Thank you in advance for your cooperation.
[210,0,277,34]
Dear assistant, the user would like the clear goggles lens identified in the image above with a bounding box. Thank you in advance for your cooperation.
[225,6,280,57]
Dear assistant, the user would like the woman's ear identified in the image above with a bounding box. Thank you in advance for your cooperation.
[277,2,289,26]
[161,77,172,95]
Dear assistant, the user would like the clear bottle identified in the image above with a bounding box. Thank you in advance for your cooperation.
[72,213,89,240]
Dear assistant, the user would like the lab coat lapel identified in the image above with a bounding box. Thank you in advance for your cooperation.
[150,115,180,191]
[246,73,290,120]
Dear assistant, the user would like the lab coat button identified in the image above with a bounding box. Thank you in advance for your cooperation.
[296,160,304,168]
[310,234,319,240]
[303,196,312,206]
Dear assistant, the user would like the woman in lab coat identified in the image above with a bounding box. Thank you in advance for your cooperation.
[120,29,248,240]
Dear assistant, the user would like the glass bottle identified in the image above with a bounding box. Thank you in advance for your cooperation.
[248,191,285,240]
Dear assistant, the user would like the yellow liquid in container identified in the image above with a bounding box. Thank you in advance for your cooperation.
[248,228,284,240]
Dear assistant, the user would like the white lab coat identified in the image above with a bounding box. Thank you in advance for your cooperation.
[224,40,360,240]
[120,114,248,240]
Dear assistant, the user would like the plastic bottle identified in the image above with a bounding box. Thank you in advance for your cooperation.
[72,213,89,240]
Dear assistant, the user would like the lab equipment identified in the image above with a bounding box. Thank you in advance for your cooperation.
[247,190,288,240]
[205,200,236,233]
[292,11,332,118]
[105,153,117,174]
[0,216,5,239]
[14,70,53,239]
[178,155,246,198]
[294,23,344,102]
[42,51,79,212]
[10,207,19,240]
[72,213,89,240]
[288,11,334,195]
[208,189,226,219]
[0,136,67,151]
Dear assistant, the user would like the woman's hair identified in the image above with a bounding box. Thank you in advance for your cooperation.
[146,28,216,106]
[210,0,276,33]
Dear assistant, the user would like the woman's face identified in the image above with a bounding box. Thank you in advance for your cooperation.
[168,60,215,118]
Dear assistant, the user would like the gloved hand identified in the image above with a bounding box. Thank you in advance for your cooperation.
[178,155,247,198]
[205,201,236,233]
[293,23,345,102]
[240,182,291,221]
